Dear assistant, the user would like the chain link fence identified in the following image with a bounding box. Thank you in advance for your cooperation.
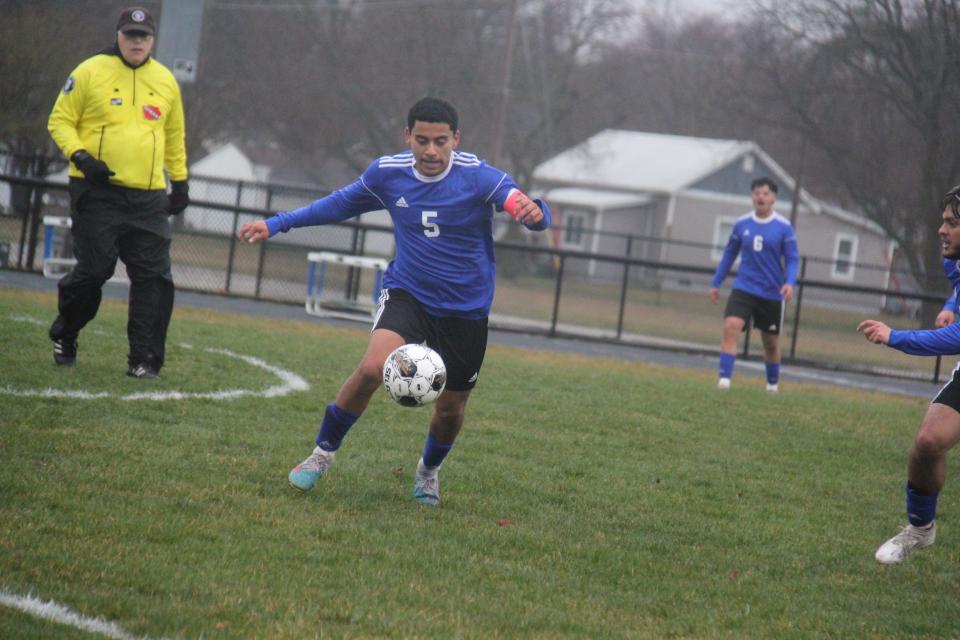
[0,167,951,383]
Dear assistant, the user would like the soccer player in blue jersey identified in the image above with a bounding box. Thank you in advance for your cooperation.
[238,97,551,506]
[858,184,960,563]
[709,177,800,392]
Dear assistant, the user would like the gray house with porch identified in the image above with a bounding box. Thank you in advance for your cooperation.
[531,130,895,302]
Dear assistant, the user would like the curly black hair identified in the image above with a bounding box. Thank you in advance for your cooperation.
[941,184,960,219]
[407,97,458,132]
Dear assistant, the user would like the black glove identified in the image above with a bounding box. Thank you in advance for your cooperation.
[169,180,189,215]
[71,150,115,186]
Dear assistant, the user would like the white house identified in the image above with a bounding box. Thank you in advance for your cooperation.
[184,143,395,257]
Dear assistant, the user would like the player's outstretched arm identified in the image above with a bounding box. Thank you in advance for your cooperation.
[238,219,269,244]
[860,319,960,356]
[858,319,891,345]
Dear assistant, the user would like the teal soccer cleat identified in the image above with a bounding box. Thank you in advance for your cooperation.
[413,459,440,506]
[288,446,335,492]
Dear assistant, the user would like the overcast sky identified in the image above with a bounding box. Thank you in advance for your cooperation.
[635,0,745,19]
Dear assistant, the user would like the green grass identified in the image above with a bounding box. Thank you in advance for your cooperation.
[1,287,958,639]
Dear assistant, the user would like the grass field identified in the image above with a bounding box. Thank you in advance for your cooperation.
[1,287,959,639]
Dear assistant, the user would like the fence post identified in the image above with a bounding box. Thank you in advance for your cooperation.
[934,356,942,384]
[254,186,272,299]
[15,182,32,269]
[24,182,45,271]
[549,254,565,337]
[789,257,807,359]
[346,225,361,302]
[616,236,633,339]
[224,180,244,293]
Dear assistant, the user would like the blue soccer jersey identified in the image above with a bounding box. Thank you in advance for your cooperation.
[711,211,799,301]
[890,257,960,355]
[266,150,551,318]
[942,258,960,313]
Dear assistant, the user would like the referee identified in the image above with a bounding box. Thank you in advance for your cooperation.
[47,7,189,379]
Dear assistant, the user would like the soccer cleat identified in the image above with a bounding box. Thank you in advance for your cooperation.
[288,446,335,492]
[53,338,77,366]
[717,377,731,390]
[875,522,936,564]
[126,363,159,379]
[413,461,440,507]
[766,383,779,393]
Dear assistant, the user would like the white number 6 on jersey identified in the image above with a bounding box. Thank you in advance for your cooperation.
[752,235,763,252]
[422,211,439,237]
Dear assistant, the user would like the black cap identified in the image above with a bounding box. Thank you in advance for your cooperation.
[117,7,156,35]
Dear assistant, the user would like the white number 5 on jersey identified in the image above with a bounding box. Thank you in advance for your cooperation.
[422,211,439,237]
[752,235,763,252]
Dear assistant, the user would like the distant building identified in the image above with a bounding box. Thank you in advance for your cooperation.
[184,143,395,257]
[531,130,895,300]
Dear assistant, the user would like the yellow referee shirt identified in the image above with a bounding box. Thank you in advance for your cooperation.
[48,53,187,191]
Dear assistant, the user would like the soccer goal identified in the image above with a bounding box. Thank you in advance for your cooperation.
[305,251,388,320]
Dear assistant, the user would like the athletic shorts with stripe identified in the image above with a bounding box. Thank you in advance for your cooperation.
[723,287,784,335]
[933,363,960,411]
[373,288,488,392]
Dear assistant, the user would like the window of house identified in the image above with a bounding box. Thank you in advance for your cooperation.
[563,213,586,247]
[832,233,858,280]
[741,155,755,173]
[712,217,738,261]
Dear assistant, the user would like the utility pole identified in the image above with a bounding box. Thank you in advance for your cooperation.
[789,137,807,228]
[491,0,519,168]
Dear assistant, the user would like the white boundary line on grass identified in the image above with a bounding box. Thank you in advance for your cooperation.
[0,587,167,640]
[4,315,309,401]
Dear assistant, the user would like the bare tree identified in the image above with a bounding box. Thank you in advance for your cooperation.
[0,0,150,173]
[732,0,960,315]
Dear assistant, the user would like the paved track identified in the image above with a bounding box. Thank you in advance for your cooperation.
[2,269,944,400]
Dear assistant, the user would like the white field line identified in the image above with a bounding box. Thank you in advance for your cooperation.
[0,587,167,640]
[5,316,309,401]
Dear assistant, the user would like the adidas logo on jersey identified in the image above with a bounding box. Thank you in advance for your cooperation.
[395,196,409,208]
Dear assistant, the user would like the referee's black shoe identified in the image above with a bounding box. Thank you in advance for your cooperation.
[127,363,159,379]
[53,338,77,366]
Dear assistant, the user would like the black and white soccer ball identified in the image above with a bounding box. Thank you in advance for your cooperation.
[382,344,447,407]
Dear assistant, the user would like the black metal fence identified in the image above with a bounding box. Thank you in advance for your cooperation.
[0,171,952,383]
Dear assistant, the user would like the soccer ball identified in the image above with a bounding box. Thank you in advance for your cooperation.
[382,344,447,407]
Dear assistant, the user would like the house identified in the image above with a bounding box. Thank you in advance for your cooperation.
[531,130,895,302]
[185,143,395,257]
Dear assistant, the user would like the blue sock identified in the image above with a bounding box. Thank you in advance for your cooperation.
[421,432,454,470]
[765,362,780,385]
[315,403,359,452]
[906,482,938,527]
[718,352,736,379]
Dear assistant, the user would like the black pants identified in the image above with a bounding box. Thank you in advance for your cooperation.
[49,179,174,370]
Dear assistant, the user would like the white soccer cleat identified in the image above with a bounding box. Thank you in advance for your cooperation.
[766,383,779,393]
[875,522,936,564]
[717,377,731,390]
